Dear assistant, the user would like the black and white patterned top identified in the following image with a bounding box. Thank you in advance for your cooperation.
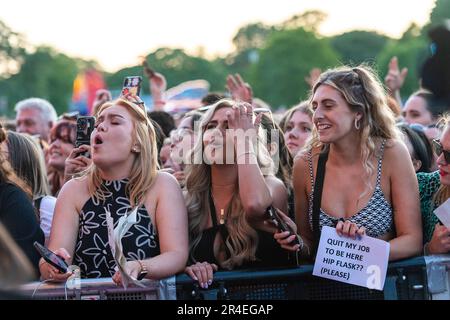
[74,179,160,278]
[308,140,394,238]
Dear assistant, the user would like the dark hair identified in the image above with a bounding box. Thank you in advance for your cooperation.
[50,121,77,145]
[398,123,433,173]
[147,111,175,138]
[201,92,226,106]
[149,118,166,164]
[410,89,447,120]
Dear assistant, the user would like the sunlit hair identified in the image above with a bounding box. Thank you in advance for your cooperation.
[434,115,450,205]
[306,65,399,198]
[0,126,31,197]
[185,99,274,270]
[83,98,159,208]
[6,131,50,200]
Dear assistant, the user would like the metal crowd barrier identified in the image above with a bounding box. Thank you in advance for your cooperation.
[176,256,429,300]
[20,277,173,300]
[19,256,433,300]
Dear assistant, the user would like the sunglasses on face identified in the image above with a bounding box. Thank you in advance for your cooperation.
[433,139,450,164]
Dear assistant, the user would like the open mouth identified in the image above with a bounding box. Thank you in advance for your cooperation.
[317,124,331,131]
[94,135,103,145]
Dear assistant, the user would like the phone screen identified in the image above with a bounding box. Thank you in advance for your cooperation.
[122,76,142,96]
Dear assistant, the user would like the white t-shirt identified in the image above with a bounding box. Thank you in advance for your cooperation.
[39,195,56,240]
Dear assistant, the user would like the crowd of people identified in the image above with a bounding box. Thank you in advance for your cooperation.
[0,52,449,296]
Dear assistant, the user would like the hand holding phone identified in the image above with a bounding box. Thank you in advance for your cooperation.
[266,206,300,246]
[34,242,69,274]
[76,116,95,158]
[122,76,142,97]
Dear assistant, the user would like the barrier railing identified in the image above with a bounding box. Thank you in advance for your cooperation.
[176,256,429,300]
[19,256,432,300]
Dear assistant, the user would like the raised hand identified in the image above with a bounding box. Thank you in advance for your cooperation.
[142,59,166,109]
[385,56,408,93]
[64,145,92,182]
[226,74,253,104]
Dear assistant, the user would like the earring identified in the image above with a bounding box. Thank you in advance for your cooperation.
[132,146,139,153]
[354,118,360,130]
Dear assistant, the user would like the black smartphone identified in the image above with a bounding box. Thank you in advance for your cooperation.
[76,116,95,158]
[34,242,68,274]
[122,76,142,96]
[266,206,300,246]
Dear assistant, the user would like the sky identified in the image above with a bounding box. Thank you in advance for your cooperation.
[0,0,436,72]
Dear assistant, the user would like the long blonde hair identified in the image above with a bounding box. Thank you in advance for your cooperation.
[185,99,274,270]
[83,98,159,208]
[307,65,399,197]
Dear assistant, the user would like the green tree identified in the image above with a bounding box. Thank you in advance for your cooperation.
[250,28,340,108]
[331,31,390,65]
[1,46,79,115]
[225,23,273,80]
[429,0,450,28]
[0,19,27,77]
[280,10,328,33]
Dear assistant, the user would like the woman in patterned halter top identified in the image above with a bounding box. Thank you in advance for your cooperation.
[281,66,422,261]
[39,96,188,285]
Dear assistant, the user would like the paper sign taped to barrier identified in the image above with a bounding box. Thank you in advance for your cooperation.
[434,198,450,228]
[313,226,390,291]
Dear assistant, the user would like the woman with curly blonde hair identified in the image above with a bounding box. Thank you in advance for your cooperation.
[280,65,422,261]
[39,96,188,285]
[184,99,293,289]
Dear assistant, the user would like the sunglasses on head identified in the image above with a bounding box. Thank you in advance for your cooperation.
[433,139,450,163]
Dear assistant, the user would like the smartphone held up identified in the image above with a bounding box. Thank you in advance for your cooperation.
[122,76,142,97]
[76,116,95,158]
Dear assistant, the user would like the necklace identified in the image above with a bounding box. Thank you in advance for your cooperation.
[219,209,225,225]
[211,192,227,225]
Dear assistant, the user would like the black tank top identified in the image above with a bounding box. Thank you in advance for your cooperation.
[74,179,160,278]
[191,191,292,269]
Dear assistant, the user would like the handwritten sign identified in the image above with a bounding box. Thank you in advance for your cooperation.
[434,198,450,228]
[313,226,390,291]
